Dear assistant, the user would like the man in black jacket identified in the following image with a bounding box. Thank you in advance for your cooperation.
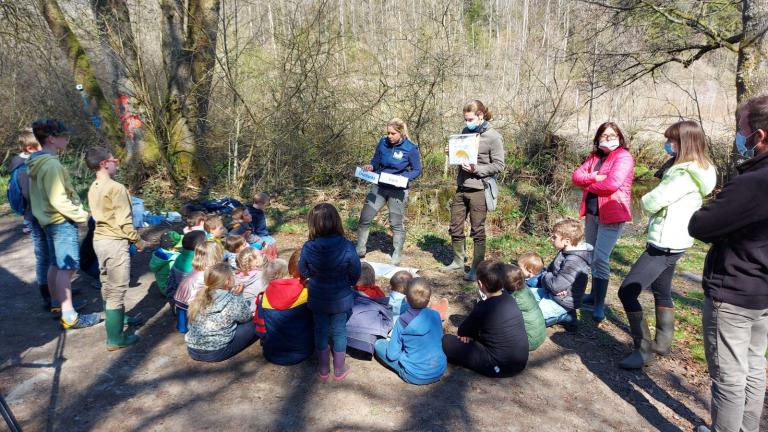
[689,95,768,432]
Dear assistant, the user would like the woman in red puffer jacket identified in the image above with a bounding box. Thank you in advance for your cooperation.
[572,121,634,324]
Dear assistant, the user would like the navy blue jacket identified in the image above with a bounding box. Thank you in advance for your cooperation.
[247,206,269,237]
[255,278,314,365]
[299,234,362,314]
[370,137,422,190]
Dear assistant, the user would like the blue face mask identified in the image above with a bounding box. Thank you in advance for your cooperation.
[736,132,756,158]
[465,121,478,131]
[664,142,676,156]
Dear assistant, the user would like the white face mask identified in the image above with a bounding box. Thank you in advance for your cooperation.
[599,139,620,152]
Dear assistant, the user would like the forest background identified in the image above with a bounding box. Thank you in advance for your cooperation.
[0,0,766,234]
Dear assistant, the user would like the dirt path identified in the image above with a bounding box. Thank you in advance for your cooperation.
[0,208,719,431]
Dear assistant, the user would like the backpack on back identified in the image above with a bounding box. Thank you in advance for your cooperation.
[7,163,27,215]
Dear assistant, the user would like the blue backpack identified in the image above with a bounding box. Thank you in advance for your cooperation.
[7,163,28,215]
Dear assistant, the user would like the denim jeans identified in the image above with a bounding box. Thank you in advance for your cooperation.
[44,221,80,270]
[530,288,570,326]
[617,244,683,313]
[28,218,50,285]
[703,297,768,432]
[583,213,624,280]
[358,184,408,237]
[187,322,259,362]
[314,311,348,353]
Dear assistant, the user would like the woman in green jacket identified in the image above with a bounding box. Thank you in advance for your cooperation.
[617,120,716,369]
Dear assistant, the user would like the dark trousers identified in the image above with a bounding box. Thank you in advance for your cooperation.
[188,322,259,362]
[449,189,487,243]
[617,244,684,313]
[442,334,525,377]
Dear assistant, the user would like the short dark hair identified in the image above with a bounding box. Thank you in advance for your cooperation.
[307,203,344,240]
[182,230,207,251]
[85,146,111,170]
[406,277,432,309]
[503,263,525,293]
[592,121,629,153]
[186,211,206,228]
[477,259,506,293]
[389,270,413,294]
[32,118,70,145]
[224,234,246,253]
[738,94,768,136]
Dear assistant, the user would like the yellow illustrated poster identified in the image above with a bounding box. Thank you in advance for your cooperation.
[448,134,479,165]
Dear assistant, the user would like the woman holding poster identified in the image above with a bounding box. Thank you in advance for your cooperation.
[356,118,422,265]
[442,100,505,281]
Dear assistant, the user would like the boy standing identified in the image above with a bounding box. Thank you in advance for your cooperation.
[27,119,100,329]
[86,147,144,350]
[534,219,592,330]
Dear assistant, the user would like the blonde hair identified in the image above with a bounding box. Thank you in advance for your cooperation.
[288,248,301,278]
[518,252,544,274]
[18,128,40,153]
[358,262,376,286]
[224,234,246,253]
[386,118,409,139]
[192,240,224,272]
[188,263,234,321]
[405,278,432,309]
[552,218,584,245]
[664,120,712,169]
[262,258,289,285]
[204,215,224,233]
[236,246,266,273]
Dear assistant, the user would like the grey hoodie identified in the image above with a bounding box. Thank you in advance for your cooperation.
[540,242,594,310]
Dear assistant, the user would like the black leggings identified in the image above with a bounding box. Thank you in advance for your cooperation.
[618,245,684,313]
[441,335,526,377]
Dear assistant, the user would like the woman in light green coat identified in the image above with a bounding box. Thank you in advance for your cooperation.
[616,120,717,369]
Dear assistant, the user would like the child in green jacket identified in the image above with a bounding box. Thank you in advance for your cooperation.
[504,263,546,351]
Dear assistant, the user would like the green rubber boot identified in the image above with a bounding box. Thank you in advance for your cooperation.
[441,240,465,272]
[463,241,486,282]
[105,308,139,351]
[618,311,654,370]
[651,307,675,355]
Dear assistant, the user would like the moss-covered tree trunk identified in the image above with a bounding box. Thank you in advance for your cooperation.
[36,0,123,150]
[736,0,768,102]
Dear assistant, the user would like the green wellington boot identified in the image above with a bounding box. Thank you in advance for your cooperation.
[463,242,486,282]
[105,308,140,351]
[618,311,654,369]
[651,307,675,355]
[441,240,465,272]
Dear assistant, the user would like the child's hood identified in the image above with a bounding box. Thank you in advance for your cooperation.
[174,248,195,272]
[563,242,593,266]
[264,278,306,309]
[207,289,238,314]
[26,152,58,177]
[671,161,718,197]
[354,284,386,298]
[399,308,439,337]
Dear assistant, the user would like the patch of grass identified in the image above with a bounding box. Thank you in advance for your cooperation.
[487,233,555,263]
[672,292,706,366]
[677,240,708,273]
[0,174,8,205]
[273,222,306,235]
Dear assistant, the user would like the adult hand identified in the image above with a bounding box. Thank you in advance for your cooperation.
[555,291,567,297]
[595,174,607,182]
[459,336,472,343]
[231,283,245,296]
[461,162,476,173]
[363,164,374,172]
[135,239,146,252]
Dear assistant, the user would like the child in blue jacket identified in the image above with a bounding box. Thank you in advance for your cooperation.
[374,277,446,385]
[299,203,361,381]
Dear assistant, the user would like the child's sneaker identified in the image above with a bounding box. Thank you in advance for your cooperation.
[61,312,102,329]
[49,299,88,316]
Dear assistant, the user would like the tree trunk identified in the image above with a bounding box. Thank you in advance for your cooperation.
[37,0,122,149]
[736,0,768,103]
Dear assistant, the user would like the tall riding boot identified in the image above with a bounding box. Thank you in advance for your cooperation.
[592,278,609,323]
[105,307,139,351]
[464,241,486,282]
[441,240,465,272]
[356,226,370,258]
[618,311,654,369]
[391,232,405,266]
[651,307,675,355]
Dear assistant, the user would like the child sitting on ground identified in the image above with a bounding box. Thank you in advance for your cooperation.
[442,259,529,377]
[388,270,412,323]
[374,277,446,385]
[149,233,180,297]
[503,263,546,351]
[174,240,224,333]
[249,192,274,244]
[235,246,267,313]
[254,258,314,365]
[534,219,592,330]
[224,234,247,269]
[229,207,262,244]
[183,211,206,234]
[204,214,226,244]
[354,262,386,298]
[166,230,207,305]
[186,263,257,362]
[518,252,545,289]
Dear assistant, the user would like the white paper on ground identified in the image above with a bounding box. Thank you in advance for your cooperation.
[354,166,380,184]
[365,261,419,279]
[378,172,409,188]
